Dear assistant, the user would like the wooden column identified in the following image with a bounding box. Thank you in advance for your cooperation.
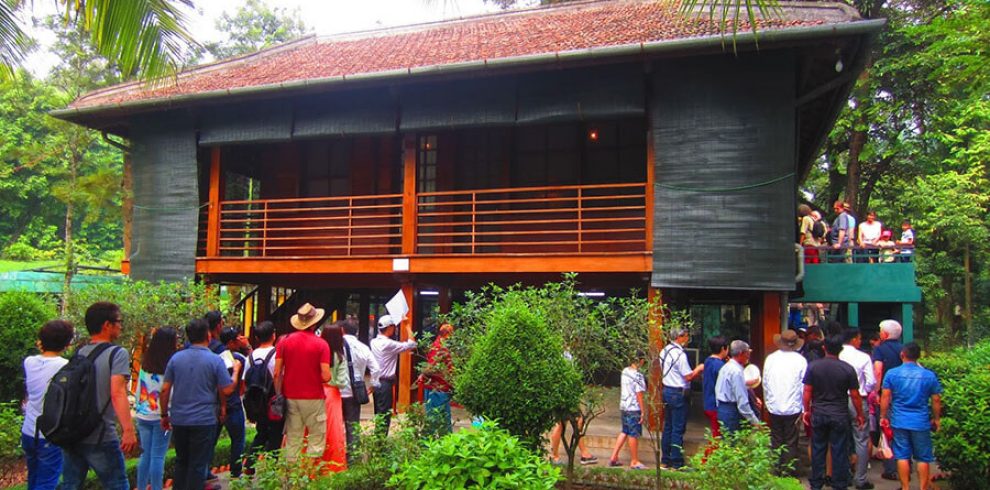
[206,147,222,257]
[358,292,371,345]
[401,136,417,256]
[397,281,416,412]
[252,285,272,338]
[647,287,663,430]
[756,292,783,364]
[439,286,452,315]
[645,129,655,250]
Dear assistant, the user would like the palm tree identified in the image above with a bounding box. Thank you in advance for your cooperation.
[0,0,197,81]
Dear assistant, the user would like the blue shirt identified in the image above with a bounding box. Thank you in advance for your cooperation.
[702,356,725,411]
[164,345,233,426]
[714,358,759,424]
[882,362,942,431]
[873,340,903,379]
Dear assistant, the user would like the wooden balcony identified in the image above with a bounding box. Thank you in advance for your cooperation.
[196,183,652,275]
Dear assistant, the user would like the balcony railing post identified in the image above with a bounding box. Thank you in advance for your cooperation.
[262,201,268,257]
[471,192,477,254]
[348,197,354,256]
[577,187,583,253]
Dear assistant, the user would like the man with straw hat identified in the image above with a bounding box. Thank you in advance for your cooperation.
[763,329,808,477]
[273,303,332,462]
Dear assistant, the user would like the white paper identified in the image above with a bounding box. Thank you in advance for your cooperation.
[392,258,410,271]
[386,289,409,324]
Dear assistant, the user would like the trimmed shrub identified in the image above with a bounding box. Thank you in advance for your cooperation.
[688,426,800,490]
[453,293,583,450]
[0,291,57,402]
[388,420,560,489]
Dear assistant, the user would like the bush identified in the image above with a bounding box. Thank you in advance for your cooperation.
[0,291,57,402]
[0,402,25,485]
[926,340,990,489]
[688,426,799,490]
[388,420,560,489]
[1,242,49,261]
[453,293,583,450]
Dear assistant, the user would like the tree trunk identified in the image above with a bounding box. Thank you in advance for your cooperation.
[846,129,866,212]
[61,152,80,316]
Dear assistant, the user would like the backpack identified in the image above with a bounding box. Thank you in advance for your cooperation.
[37,343,120,447]
[243,349,276,423]
[811,219,826,240]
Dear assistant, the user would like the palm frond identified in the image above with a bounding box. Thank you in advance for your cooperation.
[676,0,783,51]
[77,0,198,82]
[0,0,30,81]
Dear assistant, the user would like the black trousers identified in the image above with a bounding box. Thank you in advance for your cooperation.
[172,425,216,490]
[243,416,286,472]
[373,377,395,436]
[768,412,801,476]
[341,395,362,461]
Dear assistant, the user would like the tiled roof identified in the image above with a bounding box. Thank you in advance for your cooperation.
[68,0,862,111]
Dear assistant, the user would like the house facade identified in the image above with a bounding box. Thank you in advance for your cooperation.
[56,0,885,408]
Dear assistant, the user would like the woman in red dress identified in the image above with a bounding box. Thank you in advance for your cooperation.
[319,323,349,472]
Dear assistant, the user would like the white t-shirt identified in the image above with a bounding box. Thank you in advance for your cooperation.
[243,346,276,380]
[860,221,883,244]
[21,355,69,437]
[620,367,646,412]
[660,343,692,389]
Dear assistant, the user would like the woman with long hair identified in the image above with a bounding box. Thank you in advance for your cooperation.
[134,327,178,490]
[319,322,350,472]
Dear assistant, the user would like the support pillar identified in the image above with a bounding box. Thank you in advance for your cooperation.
[901,303,914,343]
[847,302,859,328]
[439,286,452,315]
[251,284,272,338]
[397,281,416,412]
[756,292,783,364]
[206,147,222,257]
[358,292,371,345]
[401,135,417,256]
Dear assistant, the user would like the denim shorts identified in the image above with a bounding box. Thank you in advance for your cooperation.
[892,428,934,463]
[621,410,642,437]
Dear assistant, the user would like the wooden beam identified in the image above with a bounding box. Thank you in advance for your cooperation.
[645,129,655,251]
[397,281,415,412]
[206,147,222,257]
[401,136,417,255]
[757,292,783,364]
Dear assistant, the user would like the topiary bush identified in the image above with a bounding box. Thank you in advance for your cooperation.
[926,340,990,489]
[388,420,560,489]
[453,293,583,450]
[0,291,57,402]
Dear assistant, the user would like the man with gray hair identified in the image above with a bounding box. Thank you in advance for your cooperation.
[659,328,704,469]
[714,340,761,433]
[872,319,904,481]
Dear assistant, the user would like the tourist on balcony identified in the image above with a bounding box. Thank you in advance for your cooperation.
[877,230,897,263]
[803,335,865,490]
[134,327,178,490]
[840,329,877,490]
[715,340,761,433]
[274,303,332,462]
[896,220,915,262]
[857,212,883,263]
[341,318,379,461]
[871,319,904,481]
[371,315,417,436]
[659,328,704,469]
[830,201,857,263]
[763,330,807,477]
[799,205,821,263]
[319,323,350,473]
[880,342,942,490]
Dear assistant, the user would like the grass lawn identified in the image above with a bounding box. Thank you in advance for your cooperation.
[0,260,60,272]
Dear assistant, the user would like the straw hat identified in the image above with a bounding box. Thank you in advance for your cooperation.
[773,329,805,351]
[290,303,325,331]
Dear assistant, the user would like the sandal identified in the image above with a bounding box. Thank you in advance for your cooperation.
[630,463,648,470]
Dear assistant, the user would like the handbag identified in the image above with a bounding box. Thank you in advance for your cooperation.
[268,393,286,422]
[345,342,370,405]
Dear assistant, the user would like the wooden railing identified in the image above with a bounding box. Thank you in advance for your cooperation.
[216,194,403,257]
[416,183,648,255]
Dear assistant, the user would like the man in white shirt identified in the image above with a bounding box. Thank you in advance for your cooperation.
[763,329,808,477]
[342,318,380,455]
[242,321,282,475]
[659,328,704,469]
[840,328,877,490]
[370,314,417,435]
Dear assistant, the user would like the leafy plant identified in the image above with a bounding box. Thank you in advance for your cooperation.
[0,291,57,402]
[388,420,560,489]
[688,426,796,490]
[453,291,583,450]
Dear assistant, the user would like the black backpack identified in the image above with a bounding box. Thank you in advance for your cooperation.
[243,349,276,423]
[811,219,826,240]
[37,343,120,447]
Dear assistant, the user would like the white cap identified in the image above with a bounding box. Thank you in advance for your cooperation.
[377,315,396,329]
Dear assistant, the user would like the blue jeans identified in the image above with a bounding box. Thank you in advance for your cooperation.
[173,424,216,490]
[810,414,851,490]
[61,440,129,490]
[661,386,688,468]
[21,433,62,490]
[717,402,743,433]
[136,419,171,490]
[424,389,452,435]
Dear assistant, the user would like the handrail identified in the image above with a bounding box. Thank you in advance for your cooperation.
[417,182,643,198]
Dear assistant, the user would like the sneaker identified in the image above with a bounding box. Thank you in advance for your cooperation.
[579,455,599,465]
[824,476,832,487]
[854,483,874,490]
[206,473,219,482]
[550,458,563,466]
[880,472,898,481]
[608,459,622,467]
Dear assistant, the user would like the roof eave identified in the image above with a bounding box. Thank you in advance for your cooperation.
[51,18,887,124]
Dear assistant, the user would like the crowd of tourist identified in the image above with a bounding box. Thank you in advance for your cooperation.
[798,202,915,264]
[19,301,456,490]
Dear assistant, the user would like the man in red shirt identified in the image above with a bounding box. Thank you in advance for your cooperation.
[273,303,331,462]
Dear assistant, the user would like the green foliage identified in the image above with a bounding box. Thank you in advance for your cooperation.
[688,426,797,490]
[0,402,25,483]
[388,420,560,490]
[926,341,990,489]
[453,291,583,450]
[202,0,310,60]
[0,291,57,403]
[62,279,218,352]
